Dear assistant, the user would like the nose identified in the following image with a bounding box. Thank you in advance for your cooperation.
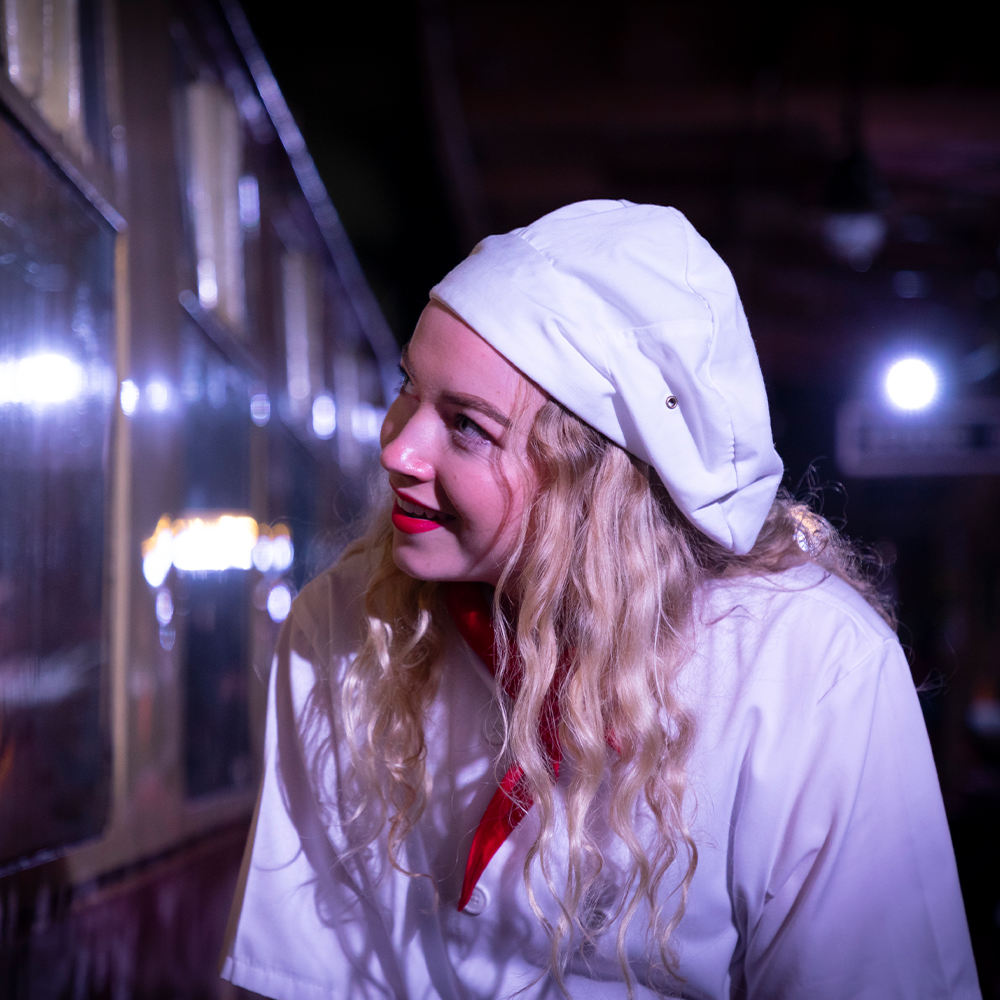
[379,397,435,482]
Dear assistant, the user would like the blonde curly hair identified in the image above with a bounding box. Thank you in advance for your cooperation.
[321,398,892,995]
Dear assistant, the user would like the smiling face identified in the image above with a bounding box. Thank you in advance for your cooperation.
[379,303,546,586]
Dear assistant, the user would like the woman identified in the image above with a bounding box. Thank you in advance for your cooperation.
[222,201,978,999]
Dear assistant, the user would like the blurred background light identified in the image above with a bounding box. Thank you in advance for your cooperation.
[268,529,293,573]
[141,516,174,587]
[885,357,938,411]
[250,392,270,426]
[266,582,292,623]
[311,392,336,439]
[120,378,139,415]
[251,535,273,572]
[964,342,1000,383]
[351,402,385,444]
[146,379,172,412]
[142,516,293,581]
[197,258,218,308]
[171,515,257,572]
[159,625,175,651]
[155,588,174,626]
[238,174,260,231]
[822,212,887,272]
[0,352,84,405]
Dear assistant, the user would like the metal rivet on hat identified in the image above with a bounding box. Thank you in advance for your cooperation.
[665,395,678,409]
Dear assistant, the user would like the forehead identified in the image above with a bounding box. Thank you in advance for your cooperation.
[406,303,539,410]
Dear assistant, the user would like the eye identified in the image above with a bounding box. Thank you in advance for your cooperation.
[397,363,414,394]
[453,412,490,444]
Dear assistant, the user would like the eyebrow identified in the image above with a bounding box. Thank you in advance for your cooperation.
[400,344,512,429]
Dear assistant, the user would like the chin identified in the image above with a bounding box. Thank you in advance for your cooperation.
[391,544,498,586]
[391,542,449,582]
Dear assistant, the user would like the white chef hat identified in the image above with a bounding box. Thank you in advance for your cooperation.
[430,199,783,554]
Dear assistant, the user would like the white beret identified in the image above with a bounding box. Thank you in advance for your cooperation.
[430,200,783,554]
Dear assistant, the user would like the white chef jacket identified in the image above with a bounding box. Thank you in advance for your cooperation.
[220,551,980,999]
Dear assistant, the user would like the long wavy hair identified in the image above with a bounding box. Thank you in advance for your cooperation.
[325,398,893,995]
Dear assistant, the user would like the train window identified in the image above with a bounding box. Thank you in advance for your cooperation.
[0,109,115,867]
[1,0,91,156]
[184,81,246,334]
[281,250,324,421]
[141,320,259,799]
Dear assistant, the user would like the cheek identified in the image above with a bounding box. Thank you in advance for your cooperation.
[459,466,529,545]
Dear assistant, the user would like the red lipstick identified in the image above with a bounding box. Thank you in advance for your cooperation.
[391,500,444,534]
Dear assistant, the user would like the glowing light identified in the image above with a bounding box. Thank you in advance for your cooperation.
[155,588,174,626]
[142,516,174,587]
[351,403,385,444]
[239,174,260,230]
[197,258,218,308]
[120,378,140,415]
[267,582,292,623]
[171,515,258,572]
[822,213,886,272]
[885,358,938,411]
[312,392,336,439]
[251,524,293,573]
[0,353,84,405]
[142,516,293,583]
[147,379,172,413]
[251,535,273,572]
[269,530,294,572]
[250,392,271,426]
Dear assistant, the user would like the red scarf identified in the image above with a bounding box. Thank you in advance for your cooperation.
[442,582,564,911]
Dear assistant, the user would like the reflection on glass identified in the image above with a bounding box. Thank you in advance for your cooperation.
[249,392,270,426]
[0,106,113,867]
[177,570,251,797]
[238,174,259,232]
[311,391,336,439]
[281,251,322,418]
[173,515,256,573]
[0,352,83,404]
[146,378,172,413]
[155,587,173,626]
[185,82,246,331]
[119,378,139,415]
[142,515,293,580]
[351,402,385,445]
[2,0,86,154]
[266,582,292,623]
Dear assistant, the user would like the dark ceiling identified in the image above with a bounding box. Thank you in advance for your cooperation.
[239,1,1000,481]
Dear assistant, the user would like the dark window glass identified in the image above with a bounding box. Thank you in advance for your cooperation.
[176,321,252,798]
[0,110,114,867]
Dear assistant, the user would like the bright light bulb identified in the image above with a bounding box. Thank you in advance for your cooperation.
[885,357,938,411]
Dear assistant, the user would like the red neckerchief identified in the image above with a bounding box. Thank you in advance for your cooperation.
[442,582,564,911]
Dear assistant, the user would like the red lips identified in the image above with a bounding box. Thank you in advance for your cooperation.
[391,500,444,534]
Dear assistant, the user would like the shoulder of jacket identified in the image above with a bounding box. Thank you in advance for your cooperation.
[695,562,902,701]
[286,546,373,658]
[703,562,893,642]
